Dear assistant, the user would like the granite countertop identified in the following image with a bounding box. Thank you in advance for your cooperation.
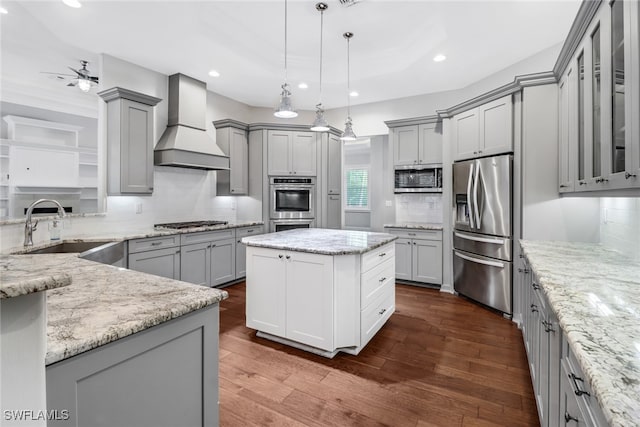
[384,223,444,230]
[242,228,397,255]
[8,221,264,255]
[0,255,72,298]
[519,240,640,427]
[2,254,228,365]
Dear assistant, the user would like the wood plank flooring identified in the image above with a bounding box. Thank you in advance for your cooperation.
[218,283,538,426]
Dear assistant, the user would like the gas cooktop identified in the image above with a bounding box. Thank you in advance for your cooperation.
[154,220,229,230]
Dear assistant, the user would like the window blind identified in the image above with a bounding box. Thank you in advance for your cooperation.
[345,168,369,209]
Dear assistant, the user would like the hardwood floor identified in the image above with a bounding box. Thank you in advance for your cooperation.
[218,283,538,426]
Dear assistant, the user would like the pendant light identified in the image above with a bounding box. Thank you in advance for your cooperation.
[274,0,298,118]
[310,2,330,132]
[340,32,357,141]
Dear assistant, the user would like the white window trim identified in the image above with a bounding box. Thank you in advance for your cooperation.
[343,165,370,211]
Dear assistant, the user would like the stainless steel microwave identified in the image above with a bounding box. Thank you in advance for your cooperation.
[394,165,442,193]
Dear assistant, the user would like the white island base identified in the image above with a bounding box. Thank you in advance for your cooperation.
[244,230,396,358]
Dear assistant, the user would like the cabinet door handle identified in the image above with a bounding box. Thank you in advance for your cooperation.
[625,172,637,179]
[278,254,283,259]
[286,255,291,260]
[379,277,386,283]
[408,233,416,236]
[518,268,530,274]
[237,240,241,243]
[211,244,216,248]
[569,373,590,396]
[378,252,386,257]
[246,229,254,232]
[564,412,579,423]
[407,241,412,245]
[175,250,180,254]
[542,320,555,333]
[532,282,540,290]
[378,308,387,315]
[559,184,568,188]
[151,242,162,246]
[579,181,587,186]
[413,242,417,245]
[530,303,538,313]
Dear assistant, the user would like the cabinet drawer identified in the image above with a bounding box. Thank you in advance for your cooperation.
[361,257,395,308]
[236,225,264,239]
[129,235,180,253]
[385,228,442,241]
[361,243,395,273]
[180,229,234,245]
[361,283,395,347]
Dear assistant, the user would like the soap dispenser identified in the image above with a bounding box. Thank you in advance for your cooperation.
[49,219,61,241]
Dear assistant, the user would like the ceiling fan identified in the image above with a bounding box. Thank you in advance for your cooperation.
[41,60,99,93]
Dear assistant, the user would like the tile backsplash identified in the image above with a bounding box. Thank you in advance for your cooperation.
[600,197,640,262]
[395,193,443,224]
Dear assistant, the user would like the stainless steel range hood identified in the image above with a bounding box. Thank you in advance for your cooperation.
[154,73,229,170]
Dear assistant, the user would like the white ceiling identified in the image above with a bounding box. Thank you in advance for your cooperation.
[1,0,582,111]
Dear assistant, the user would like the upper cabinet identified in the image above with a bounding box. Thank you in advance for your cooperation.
[452,94,513,161]
[213,119,248,195]
[98,87,162,195]
[267,130,316,176]
[392,123,443,166]
[558,0,640,193]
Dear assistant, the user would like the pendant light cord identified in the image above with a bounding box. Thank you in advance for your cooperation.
[318,8,324,105]
[346,35,351,118]
[284,0,288,85]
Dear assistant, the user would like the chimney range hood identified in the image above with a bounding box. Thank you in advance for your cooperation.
[154,73,229,170]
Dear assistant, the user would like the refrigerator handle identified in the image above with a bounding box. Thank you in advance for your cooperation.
[473,160,481,228]
[466,162,475,229]
[454,250,505,268]
[454,231,505,245]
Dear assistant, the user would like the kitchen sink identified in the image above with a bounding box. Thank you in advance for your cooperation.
[24,241,112,254]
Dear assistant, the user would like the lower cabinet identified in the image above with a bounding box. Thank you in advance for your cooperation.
[519,250,603,427]
[235,226,264,278]
[46,305,220,427]
[180,229,235,288]
[128,236,181,280]
[245,242,395,356]
[385,228,442,285]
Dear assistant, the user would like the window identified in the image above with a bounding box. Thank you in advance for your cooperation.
[345,167,369,210]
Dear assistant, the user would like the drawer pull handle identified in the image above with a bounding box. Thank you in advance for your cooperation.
[211,244,216,248]
[407,241,412,245]
[379,277,387,283]
[151,242,162,246]
[532,282,540,290]
[286,255,291,260]
[569,373,590,397]
[408,233,416,236]
[278,254,283,259]
[530,303,538,313]
[247,229,254,232]
[378,252,386,257]
[542,320,555,333]
[625,172,636,179]
[378,308,387,315]
[564,412,579,423]
[559,184,568,188]
[518,268,530,274]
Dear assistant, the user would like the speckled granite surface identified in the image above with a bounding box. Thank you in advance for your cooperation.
[520,240,640,427]
[0,255,72,298]
[242,228,396,255]
[2,254,227,365]
[384,223,444,230]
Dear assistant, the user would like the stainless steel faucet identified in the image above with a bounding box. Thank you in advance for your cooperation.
[24,199,66,247]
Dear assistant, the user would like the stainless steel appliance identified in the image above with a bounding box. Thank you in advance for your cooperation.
[453,154,512,314]
[270,177,315,220]
[394,165,442,193]
[269,218,315,232]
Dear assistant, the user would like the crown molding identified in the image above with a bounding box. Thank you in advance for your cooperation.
[212,119,249,131]
[384,115,439,128]
[97,87,162,106]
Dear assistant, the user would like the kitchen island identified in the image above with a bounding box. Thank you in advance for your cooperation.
[1,253,227,427]
[242,228,397,358]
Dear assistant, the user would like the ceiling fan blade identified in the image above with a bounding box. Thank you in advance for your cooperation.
[41,71,76,77]
[67,81,77,87]
[68,66,83,77]
[89,76,99,83]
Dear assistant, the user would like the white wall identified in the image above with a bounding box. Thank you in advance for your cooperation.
[600,197,640,262]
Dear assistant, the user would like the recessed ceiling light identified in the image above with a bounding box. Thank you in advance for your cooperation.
[0,6,8,14]
[208,70,220,77]
[298,83,308,89]
[62,0,82,8]
[433,54,447,62]
[350,91,359,97]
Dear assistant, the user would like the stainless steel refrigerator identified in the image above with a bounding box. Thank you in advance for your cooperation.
[453,154,512,314]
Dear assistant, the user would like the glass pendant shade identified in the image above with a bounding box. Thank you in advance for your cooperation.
[310,104,329,132]
[274,83,297,118]
[340,117,357,141]
[77,78,92,92]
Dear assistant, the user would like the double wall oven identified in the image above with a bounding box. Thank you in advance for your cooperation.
[269,177,315,232]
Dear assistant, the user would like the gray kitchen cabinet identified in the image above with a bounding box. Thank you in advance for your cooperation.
[267,130,316,176]
[235,225,263,279]
[392,123,443,166]
[98,87,161,195]
[385,228,442,285]
[327,194,341,229]
[213,119,249,195]
[180,229,235,288]
[452,94,513,161]
[128,235,181,280]
[46,305,220,427]
[327,134,342,194]
[558,68,576,193]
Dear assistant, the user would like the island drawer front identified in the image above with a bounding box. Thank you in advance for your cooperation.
[361,257,395,308]
[180,229,235,245]
[361,283,395,347]
[385,228,442,241]
[236,226,264,238]
[361,243,395,274]
[129,235,180,253]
